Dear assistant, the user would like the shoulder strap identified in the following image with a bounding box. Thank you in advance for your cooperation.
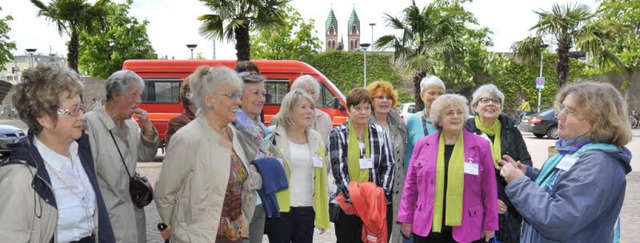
[420,111,431,135]
[109,130,132,179]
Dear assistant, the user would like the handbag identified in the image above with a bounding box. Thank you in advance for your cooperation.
[328,184,340,223]
[110,131,154,208]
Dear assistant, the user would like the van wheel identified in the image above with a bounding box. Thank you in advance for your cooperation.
[547,126,559,139]
[533,133,545,138]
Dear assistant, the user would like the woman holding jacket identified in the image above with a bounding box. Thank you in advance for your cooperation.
[265,89,330,242]
[155,66,254,242]
[329,88,395,242]
[398,94,498,243]
[464,84,532,243]
[0,63,114,242]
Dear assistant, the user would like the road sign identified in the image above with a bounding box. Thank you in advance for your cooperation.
[536,77,545,89]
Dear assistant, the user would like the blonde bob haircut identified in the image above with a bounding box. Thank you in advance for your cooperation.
[271,89,315,128]
[429,94,469,131]
[367,80,399,107]
[555,82,631,146]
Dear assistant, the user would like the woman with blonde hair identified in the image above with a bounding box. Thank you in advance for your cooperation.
[500,82,632,242]
[265,89,330,242]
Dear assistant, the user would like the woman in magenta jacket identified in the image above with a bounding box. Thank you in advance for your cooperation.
[397,94,498,243]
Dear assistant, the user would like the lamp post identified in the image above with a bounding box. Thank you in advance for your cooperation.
[537,44,549,113]
[369,23,376,50]
[186,44,197,59]
[360,43,370,87]
[25,48,37,68]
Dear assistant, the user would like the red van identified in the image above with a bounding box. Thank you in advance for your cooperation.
[122,59,348,148]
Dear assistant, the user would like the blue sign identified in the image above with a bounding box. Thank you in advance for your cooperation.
[536,77,545,89]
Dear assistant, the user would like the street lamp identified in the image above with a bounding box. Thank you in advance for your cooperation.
[369,23,376,50]
[186,44,197,59]
[360,43,370,87]
[25,48,37,68]
[537,44,549,113]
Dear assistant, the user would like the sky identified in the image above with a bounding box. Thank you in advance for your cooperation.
[1,0,597,60]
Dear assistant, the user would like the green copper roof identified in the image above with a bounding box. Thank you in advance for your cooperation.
[326,9,338,33]
[348,8,360,33]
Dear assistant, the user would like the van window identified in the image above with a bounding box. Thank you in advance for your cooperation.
[317,83,338,108]
[141,78,181,104]
[265,79,289,104]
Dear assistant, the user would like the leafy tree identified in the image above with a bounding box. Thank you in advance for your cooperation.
[30,0,111,71]
[0,7,16,71]
[250,6,321,60]
[588,0,640,97]
[376,0,489,110]
[79,0,156,79]
[198,0,290,61]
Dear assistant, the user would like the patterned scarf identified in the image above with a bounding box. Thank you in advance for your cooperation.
[474,116,501,168]
[535,136,592,190]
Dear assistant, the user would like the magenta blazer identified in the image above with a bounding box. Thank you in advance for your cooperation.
[397,130,498,243]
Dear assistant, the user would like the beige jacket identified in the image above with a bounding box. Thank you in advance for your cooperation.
[313,109,332,145]
[155,116,254,243]
[84,106,158,243]
[0,164,58,242]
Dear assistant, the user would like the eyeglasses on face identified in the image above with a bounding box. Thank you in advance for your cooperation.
[215,92,243,100]
[554,104,578,117]
[479,97,501,105]
[57,104,85,117]
[443,110,464,117]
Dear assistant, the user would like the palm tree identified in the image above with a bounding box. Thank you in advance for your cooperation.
[513,3,594,88]
[30,0,110,71]
[375,0,468,111]
[198,0,289,61]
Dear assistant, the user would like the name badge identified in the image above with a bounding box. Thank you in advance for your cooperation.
[556,155,578,171]
[313,155,323,168]
[464,158,479,175]
[359,158,374,169]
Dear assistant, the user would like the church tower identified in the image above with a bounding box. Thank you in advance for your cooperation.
[347,8,361,51]
[325,9,338,50]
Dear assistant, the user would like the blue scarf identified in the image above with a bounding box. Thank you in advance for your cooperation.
[535,136,592,191]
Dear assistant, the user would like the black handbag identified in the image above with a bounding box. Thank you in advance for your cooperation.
[110,131,154,208]
[328,184,340,223]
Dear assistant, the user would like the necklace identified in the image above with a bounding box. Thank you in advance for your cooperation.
[44,159,95,231]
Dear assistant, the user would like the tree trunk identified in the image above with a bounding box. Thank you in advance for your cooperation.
[413,71,427,111]
[556,39,570,89]
[68,31,79,72]
[235,24,250,61]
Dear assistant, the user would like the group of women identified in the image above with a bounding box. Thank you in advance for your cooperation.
[0,62,631,243]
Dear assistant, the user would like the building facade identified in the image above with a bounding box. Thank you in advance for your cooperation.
[1,53,66,84]
[325,7,361,52]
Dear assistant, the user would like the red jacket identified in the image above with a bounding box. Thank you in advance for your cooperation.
[337,181,387,243]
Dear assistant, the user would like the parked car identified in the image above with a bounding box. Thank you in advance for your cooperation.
[518,108,558,139]
[0,124,26,156]
[397,102,416,121]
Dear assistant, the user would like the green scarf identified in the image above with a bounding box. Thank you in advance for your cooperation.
[433,132,464,232]
[474,116,501,168]
[348,121,370,183]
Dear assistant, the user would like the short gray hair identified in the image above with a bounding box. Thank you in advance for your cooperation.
[470,84,505,114]
[105,70,144,102]
[430,94,469,131]
[420,75,446,93]
[272,89,315,128]
[292,75,320,101]
[189,65,242,110]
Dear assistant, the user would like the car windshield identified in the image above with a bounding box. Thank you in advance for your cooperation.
[539,109,555,116]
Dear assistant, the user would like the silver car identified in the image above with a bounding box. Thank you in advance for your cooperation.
[0,124,26,156]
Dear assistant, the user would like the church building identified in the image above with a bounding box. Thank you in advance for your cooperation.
[325,7,361,52]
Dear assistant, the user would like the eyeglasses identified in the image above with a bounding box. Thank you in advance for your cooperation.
[238,71,266,83]
[373,95,392,100]
[215,92,243,100]
[555,104,578,117]
[443,110,464,117]
[57,104,85,117]
[479,97,501,105]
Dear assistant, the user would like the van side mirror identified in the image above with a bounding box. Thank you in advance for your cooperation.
[333,97,345,110]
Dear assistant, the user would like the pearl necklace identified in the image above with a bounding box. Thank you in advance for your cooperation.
[44,159,95,231]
